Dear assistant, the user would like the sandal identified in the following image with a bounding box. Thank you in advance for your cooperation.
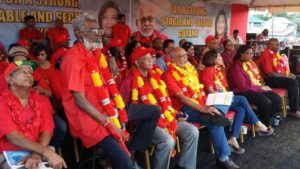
[256,127,274,137]
[228,144,245,155]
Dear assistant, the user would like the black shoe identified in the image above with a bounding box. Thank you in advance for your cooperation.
[216,158,240,169]
[201,114,231,126]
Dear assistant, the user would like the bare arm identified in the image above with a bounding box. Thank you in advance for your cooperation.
[267,72,287,78]
[7,131,67,169]
[6,131,50,155]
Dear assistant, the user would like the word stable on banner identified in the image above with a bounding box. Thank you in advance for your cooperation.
[163,4,213,38]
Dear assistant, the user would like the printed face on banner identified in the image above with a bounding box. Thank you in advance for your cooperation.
[131,1,231,45]
[135,3,157,37]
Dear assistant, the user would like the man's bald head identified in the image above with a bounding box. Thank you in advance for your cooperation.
[268,38,279,52]
[170,47,188,67]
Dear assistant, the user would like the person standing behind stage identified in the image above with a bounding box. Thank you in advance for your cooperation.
[47,18,70,51]
[19,15,44,44]
[112,14,131,47]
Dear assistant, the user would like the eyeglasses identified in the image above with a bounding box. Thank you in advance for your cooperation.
[82,28,104,35]
[138,16,155,24]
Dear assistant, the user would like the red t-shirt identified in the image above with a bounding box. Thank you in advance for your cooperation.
[47,27,69,49]
[35,65,63,100]
[61,43,109,148]
[19,27,43,41]
[51,47,68,65]
[0,89,54,153]
[199,67,216,93]
[112,23,131,47]
[257,48,275,79]
[161,71,184,110]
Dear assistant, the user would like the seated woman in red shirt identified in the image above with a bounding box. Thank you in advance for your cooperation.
[199,49,274,154]
[227,45,282,128]
[33,44,63,101]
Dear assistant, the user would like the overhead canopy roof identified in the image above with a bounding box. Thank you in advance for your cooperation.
[208,0,300,12]
[250,0,300,12]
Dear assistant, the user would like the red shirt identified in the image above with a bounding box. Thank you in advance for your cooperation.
[51,47,68,65]
[19,27,43,41]
[47,27,70,49]
[0,89,54,153]
[132,30,168,42]
[161,71,184,110]
[0,60,9,74]
[257,48,275,79]
[35,65,63,100]
[112,23,131,47]
[199,67,216,92]
[61,43,109,148]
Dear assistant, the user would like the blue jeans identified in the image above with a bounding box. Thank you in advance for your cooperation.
[180,105,230,158]
[151,122,199,169]
[229,96,259,138]
[50,115,67,148]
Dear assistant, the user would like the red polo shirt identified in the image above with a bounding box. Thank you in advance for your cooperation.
[61,43,109,148]
[35,65,63,100]
[112,23,131,47]
[0,89,54,153]
[257,48,275,79]
[19,27,43,41]
[161,71,184,110]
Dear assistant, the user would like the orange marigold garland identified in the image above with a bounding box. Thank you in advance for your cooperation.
[242,61,262,86]
[131,68,177,137]
[87,49,129,139]
[131,68,178,156]
[214,67,228,92]
[168,63,207,106]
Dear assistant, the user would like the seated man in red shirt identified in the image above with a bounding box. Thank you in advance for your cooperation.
[19,15,44,44]
[112,14,131,47]
[47,18,70,50]
[257,38,300,118]
[120,46,199,169]
[0,61,66,169]
[162,47,239,169]
[61,13,160,169]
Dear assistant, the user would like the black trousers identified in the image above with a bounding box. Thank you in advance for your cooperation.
[265,77,299,112]
[126,104,160,152]
[238,91,282,126]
